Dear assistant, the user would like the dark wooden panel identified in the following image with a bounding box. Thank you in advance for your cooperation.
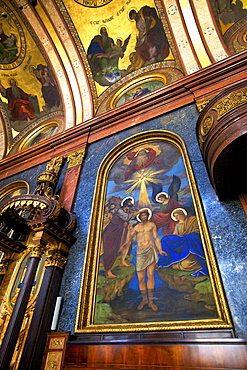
[64,340,247,370]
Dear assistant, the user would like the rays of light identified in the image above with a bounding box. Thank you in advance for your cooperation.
[124,168,165,206]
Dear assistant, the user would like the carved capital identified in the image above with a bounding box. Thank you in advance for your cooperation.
[67,148,86,168]
[28,245,46,259]
[45,252,68,269]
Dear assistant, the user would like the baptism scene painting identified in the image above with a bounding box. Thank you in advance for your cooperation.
[77,132,231,332]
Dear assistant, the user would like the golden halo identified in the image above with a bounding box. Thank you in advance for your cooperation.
[134,148,149,157]
[128,8,139,22]
[121,196,134,207]
[155,192,169,203]
[98,25,109,35]
[136,208,152,222]
[171,208,187,221]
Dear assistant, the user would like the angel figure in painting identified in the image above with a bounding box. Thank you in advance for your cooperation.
[157,208,209,277]
[127,208,167,311]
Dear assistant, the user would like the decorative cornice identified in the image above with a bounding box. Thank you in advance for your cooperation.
[67,148,86,168]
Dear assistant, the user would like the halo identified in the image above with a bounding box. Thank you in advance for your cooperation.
[155,192,169,203]
[134,148,149,157]
[121,196,134,207]
[171,208,187,221]
[128,7,138,22]
[136,208,152,222]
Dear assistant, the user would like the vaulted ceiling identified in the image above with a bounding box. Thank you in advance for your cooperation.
[0,0,246,158]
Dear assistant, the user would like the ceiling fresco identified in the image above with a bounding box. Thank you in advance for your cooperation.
[0,0,246,158]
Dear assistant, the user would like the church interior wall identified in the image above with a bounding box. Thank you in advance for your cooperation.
[55,103,247,339]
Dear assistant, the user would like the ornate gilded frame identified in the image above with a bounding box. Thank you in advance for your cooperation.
[75,130,232,333]
[18,122,59,151]
[110,74,166,109]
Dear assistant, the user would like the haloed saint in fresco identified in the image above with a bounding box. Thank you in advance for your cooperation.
[87,5,170,86]
[95,142,218,325]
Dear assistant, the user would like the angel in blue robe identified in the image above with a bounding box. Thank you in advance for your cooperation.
[157,208,208,277]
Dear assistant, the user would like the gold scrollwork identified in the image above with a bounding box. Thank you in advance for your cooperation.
[212,88,247,119]
[200,115,214,136]
[67,148,86,168]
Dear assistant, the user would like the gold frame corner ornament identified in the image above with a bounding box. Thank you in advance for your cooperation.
[75,130,232,334]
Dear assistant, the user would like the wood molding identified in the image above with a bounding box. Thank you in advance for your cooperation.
[0,50,246,182]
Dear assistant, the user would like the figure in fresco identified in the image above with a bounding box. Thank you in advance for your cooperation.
[0,33,18,63]
[133,87,151,99]
[157,208,209,276]
[129,6,169,68]
[151,192,187,236]
[0,79,35,122]
[102,196,139,278]
[87,27,130,86]
[99,204,113,267]
[30,64,60,109]
[125,51,145,74]
[0,23,18,63]
[127,208,167,311]
[124,147,158,180]
[216,0,247,25]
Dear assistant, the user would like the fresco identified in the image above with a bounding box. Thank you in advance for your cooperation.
[87,5,170,86]
[115,80,164,107]
[94,141,218,326]
[215,0,247,28]
[0,2,62,152]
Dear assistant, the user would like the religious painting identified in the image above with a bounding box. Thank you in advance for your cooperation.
[76,131,232,333]
[114,78,165,107]
[210,0,247,53]
[85,1,174,87]
[0,3,25,68]
[18,122,59,150]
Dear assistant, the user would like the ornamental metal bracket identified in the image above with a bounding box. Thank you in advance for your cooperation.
[0,157,76,255]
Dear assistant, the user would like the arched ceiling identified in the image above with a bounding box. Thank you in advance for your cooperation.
[0,0,246,158]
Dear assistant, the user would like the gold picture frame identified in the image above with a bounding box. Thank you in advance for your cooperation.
[75,130,232,333]
[110,74,166,109]
[18,122,59,151]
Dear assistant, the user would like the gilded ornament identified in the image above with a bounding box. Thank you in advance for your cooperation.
[50,338,64,349]
[200,115,213,136]
[45,252,67,269]
[196,99,211,112]
[212,88,247,119]
[46,157,64,175]
[29,245,46,259]
[73,0,113,7]
[67,148,86,168]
